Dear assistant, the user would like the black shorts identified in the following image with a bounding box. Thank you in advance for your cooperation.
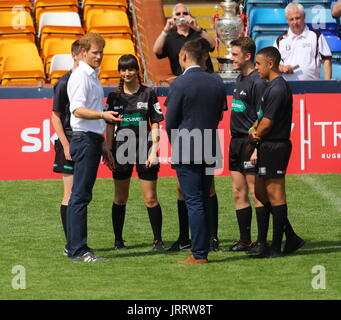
[257,140,292,178]
[229,136,257,173]
[113,163,160,181]
[53,137,74,174]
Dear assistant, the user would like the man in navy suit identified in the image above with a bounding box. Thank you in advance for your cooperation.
[165,39,226,264]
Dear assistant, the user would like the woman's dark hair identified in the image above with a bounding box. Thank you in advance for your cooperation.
[117,54,142,95]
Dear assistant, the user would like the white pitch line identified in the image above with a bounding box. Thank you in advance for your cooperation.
[296,175,341,214]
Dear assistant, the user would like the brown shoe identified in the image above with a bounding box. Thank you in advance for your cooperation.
[177,254,208,264]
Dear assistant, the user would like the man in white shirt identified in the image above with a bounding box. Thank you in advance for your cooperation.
[66,33,121,262]
[273,2,332,80]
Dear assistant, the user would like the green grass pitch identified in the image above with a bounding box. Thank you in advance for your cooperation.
[0,174,340,300]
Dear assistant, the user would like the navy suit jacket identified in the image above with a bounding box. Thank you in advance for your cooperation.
[165,66,227,165]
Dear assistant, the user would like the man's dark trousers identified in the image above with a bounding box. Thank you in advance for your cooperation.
[175,164,213,260]
[67,131,103,258]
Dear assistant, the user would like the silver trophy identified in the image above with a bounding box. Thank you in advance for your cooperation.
[215,0,244,79]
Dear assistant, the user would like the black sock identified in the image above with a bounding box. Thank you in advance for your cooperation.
[255,203,271,243]
[284,215,296,240]
[236,206,252,244]
[271,204,288,252]
[209,194,218,239]
[147,204,163,241]
[60,205,68,240]
[177,200,190,243]
[112,203,126,242]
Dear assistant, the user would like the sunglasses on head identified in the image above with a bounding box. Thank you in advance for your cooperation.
[175,12,189,16]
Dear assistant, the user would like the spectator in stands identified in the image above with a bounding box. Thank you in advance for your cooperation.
[66,33,122,262]
[51,40,81,257]
[105,54,165,251]
[165,39,226,264]
[332,0,341,18]
[153,2,216,76]
[274,2,332,80]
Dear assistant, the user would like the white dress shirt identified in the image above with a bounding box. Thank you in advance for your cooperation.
[67,60,105,135]
[274,25,332,80]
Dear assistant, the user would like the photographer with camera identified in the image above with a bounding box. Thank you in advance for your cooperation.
[153,3,216,76]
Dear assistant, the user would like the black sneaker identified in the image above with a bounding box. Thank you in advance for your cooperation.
[283,235,305,254]
[249,247,282,259]
[229,240,254,252]
[114,240,128,250]
[209,238,219,251]
[152,240,165,250]
[71,252,108,262]
[168,239,191,252]
[247,241,270,255]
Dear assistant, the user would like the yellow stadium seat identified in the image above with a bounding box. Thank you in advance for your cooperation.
[1,55,45,85]
[83,0,127,23]
[86,8,131,36]
[0,11,35,42]
[0,1,32,13]
[103,38,135,55]
[34,0,79,27]
[41,36,78,73]
[99,53,142,85]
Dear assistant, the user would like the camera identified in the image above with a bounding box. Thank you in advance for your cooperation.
[176,17,186,25]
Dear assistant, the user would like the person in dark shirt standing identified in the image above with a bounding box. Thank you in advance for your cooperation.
[227,37,271,255]
[153,2,215,76]
[105,54,165,251]
[249,46,305,258]
[51,40,81,256]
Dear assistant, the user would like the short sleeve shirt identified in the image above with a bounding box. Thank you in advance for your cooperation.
[52,71,72,132]
[274,25,332,80]
[156,28,214,76]
[258,76,293,141]
[230,70,267,137]
[107,85,164,137]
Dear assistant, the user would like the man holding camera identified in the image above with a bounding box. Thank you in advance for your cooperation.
[153,3,216,76]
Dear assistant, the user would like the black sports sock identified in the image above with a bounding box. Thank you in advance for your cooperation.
[255,203,271,243]
[147,204,163,241]
[271,204,288,252]
[209,194,219,239]
[236,206,252,244]
[112,203,126,242]
[60,204,68,240]
[177,200,190,243]
[284,217,296,240]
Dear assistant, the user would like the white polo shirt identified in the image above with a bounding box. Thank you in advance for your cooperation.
[273,25,332,80]
[67,60,105,135]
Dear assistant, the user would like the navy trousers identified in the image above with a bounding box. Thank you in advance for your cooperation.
[67,131,103,258]
[175,164,213,259]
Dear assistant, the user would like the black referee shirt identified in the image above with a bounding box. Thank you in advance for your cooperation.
[52,71,72,133]
[156,28,214,76]
[230,70,267,137]
[258,76,293,141]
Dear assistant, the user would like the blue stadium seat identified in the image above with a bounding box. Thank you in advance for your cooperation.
[245,0,288,17]
[249,7,288,39]
[291,0,332,8]
[304,7,338,32]
[324,34,341,58]
[254,34,278,52]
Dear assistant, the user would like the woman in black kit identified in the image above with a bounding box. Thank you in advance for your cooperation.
[105,54,165,251]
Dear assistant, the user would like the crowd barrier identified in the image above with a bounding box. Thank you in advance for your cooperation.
[0,80,340,180]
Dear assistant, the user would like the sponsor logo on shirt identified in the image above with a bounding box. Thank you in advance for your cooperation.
[121,112,146,127]
[137,102,148,111]
[240,90,247,97]
[258,166,266,175]
[231,99,246,112]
